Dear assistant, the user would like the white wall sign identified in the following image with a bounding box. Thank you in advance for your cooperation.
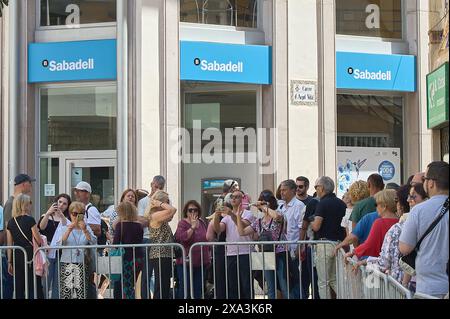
[44,184,56,197]
[290,80,317,106]
[337,147,401,199]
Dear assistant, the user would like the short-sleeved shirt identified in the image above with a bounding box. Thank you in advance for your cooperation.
[400,195,449,297]
[341,208,353,233]
[303,198,320,240]
[314,193,347,241]
[2,196,14,232]
[299,195,314,207]
[250,217,287,253]
[85,203,101,226]
[138,197,150,240]
[279,197,305,251]
[221,210,256,256]
[349,196,376,224]
[56,225,97,264]
[352,212,379,244]
[7,215,36,261]
[354,218,399,258]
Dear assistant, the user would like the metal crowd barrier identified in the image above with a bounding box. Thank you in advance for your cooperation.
[0,246,29,299]
[188,240,338,300]
[7,241,446,300]
[336,249,412,299]
[32,243,186,300]
[413,292,441,299]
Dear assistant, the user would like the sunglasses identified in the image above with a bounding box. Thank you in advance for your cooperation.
[408,194,417,200]
[71,212,84,216]
[188,208,199,213]
[421,176,434,183]
[314,185,322,190]
[297,185,306,190]
[230,195,242,200]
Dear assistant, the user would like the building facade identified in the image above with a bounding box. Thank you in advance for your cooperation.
[427,0,449,163]
[0,0,445,221]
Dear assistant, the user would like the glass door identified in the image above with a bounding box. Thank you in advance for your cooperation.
[65,158,117,213]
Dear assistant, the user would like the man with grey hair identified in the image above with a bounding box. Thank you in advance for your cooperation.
[311,176,346,299]
[279,179,306,299]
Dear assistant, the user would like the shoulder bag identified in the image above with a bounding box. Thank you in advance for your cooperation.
[399,198,449,276]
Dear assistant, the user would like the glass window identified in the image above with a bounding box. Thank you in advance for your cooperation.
[40,86,117,152]
[180,0,258,28]
[40,0,116,27]
[69,166,115,212]
[183,90,257,153]
[337,95,403,148]
[336,0,402,39]
[39,158,60,216]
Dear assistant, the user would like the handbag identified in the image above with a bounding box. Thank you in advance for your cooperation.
[399,198,449,276]
[13,217,49,276]
[98,222,124,281]
[257,218,274,252]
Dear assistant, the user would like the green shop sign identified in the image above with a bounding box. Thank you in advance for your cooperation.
[427,62,449,129]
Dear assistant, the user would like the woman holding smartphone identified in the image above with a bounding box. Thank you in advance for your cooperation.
[55,202,97,299]
[38,194,71,298]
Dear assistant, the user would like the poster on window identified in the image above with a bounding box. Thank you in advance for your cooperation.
[337,147,401,199]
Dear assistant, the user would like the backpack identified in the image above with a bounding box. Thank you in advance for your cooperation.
[257,218,274,252]
[86,204,108,245]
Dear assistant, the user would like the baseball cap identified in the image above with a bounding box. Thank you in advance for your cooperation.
[223,179,238,193]
[74,181,92,193]
[14,174,36,186]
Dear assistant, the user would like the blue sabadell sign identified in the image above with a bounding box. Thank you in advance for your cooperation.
[180,41,272,85]
[336,52,416,92]
[28,39,117,83]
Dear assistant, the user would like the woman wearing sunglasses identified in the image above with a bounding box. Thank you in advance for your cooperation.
[174,201,210,299]
[55,202,96,299]
[407,183,428,209]
[237,190,288,299]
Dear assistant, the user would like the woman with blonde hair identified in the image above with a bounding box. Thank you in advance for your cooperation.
[6,194,44,299]
[113,201,143,299]
[341,181,370,236]
[345,189,399,260]
[145,190,177,299]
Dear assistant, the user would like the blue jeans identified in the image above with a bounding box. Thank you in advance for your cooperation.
[176,264,205,299]
[289,255,301,299]
[1,256,14,299]
[42,258,60,299]
[140,238,155,299]
[265,252,289,299]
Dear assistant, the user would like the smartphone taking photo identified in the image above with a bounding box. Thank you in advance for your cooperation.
[77,213,85,223]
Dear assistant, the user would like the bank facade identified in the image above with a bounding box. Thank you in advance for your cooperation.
[0,0,446,221]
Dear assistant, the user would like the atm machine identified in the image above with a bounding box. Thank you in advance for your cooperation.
[201,178,241,218]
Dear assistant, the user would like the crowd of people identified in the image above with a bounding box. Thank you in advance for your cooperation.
[0,161,448,300]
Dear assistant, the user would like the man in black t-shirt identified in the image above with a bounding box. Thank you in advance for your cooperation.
[310,176,346,299]
[296,176,314,207]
